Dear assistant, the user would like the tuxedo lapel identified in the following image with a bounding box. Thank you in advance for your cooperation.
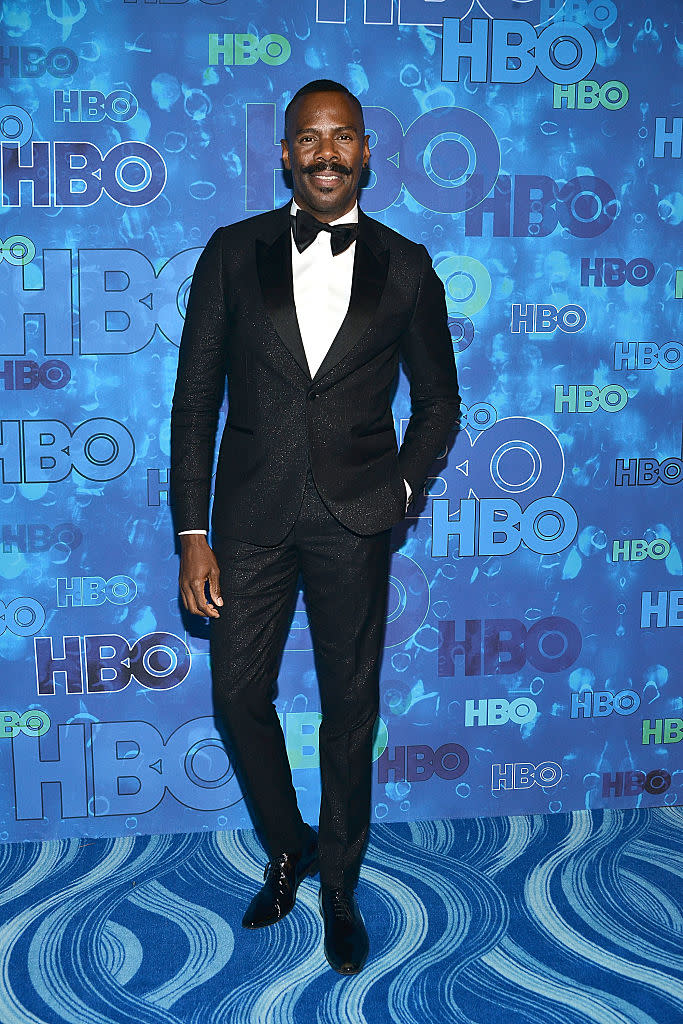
[255,204,389,384]
[313,211,389,383]
[256,207,311,381]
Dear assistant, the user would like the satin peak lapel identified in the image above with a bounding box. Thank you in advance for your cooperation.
[256,223,311,381]
[313,223,389,383]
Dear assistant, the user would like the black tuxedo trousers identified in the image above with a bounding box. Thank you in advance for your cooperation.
[209,462,391,889]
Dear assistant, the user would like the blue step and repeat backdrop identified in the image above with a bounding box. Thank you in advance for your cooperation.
[0,0,681,844]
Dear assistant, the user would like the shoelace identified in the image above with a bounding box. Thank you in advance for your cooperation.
[263,853,292,891]
[328,889,355,923]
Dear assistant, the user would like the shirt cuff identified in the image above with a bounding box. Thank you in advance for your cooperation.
[178,530,207,535]
[403,477,412,511]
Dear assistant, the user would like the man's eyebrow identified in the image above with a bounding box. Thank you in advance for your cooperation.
[295,124,359,134]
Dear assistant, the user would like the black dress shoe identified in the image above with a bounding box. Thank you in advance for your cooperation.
[319,885,369,974]
[241,832,318,929]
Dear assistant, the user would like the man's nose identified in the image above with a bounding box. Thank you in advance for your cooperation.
[314,134,341,162]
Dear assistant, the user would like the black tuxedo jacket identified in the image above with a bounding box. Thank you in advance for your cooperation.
[170,203,460,544]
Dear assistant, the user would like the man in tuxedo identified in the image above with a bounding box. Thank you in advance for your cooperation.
[170,79,460,974]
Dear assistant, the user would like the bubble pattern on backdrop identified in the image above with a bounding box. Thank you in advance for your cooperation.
[0,0,680,843]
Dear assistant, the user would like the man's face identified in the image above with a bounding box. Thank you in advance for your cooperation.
[281,91,370,222]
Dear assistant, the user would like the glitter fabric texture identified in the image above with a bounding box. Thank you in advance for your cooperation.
[170,203,460,542]
[210,465,393,889]
[172,201,459,884]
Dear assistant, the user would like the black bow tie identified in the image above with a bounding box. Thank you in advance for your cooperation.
[291,208,358,256]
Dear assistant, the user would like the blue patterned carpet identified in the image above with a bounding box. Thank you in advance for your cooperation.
[1,806,682,1024]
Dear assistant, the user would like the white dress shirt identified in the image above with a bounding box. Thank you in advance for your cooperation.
[290,198,358,377]
[179,200,410,535]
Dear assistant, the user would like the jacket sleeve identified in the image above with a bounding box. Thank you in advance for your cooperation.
[397,244,461,500]
[170,228,227,533]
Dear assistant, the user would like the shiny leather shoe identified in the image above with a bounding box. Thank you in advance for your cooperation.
[319,885,369,974]
[241,832,319,929]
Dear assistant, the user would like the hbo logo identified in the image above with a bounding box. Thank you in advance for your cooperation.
[555,385,628,414]
[442,19,596,85]
[439,615,582,678]
[0,235,35,265]
[57,576,137,608]
[1,359,70,390]
[511,304,587,334]
[602,770,670,798]
[642,719,683,745]
[465,697,538,727]
[571,689,641,718]
[2,523,81,554]
[376,742,468,784]
[11,718,245,819]
[0,418,135,484]
[492,761,562,791]
[615,458,682,487]
[556,0,617,28]
[612,539,670,562]
[459,401,497,432]
[1,710,50,737]
[582,258,654,288]
[614,343,682,370]
[54,90,138,123]
[0,45,78,79]
[432,498,578,558]
[35,632,191,695]
[2,131,166,208]
[554,81,629,110]
[0,598,45,637]
[208,33,290,66]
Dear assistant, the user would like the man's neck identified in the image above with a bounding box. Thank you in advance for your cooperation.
[291,198,359,226]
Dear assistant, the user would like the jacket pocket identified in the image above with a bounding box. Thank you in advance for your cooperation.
[225,421,254,435]
[356,424,395,439]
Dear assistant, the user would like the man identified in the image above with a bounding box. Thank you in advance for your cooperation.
[170,79,460,974]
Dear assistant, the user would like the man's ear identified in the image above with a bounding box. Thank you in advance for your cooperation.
[281,139,290,169]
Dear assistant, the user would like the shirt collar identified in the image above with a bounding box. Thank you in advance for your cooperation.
[290,198,359,226]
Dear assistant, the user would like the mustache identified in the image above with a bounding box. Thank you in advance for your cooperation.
[303,162,353,177]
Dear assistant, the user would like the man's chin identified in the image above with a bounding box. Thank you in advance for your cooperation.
[308,184,344,200]
[297,187,355,217]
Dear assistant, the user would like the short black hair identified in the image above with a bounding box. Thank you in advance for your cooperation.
[283,79,364,139]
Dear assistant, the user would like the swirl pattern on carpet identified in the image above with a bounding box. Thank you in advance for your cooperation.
[0,807,681,1023]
